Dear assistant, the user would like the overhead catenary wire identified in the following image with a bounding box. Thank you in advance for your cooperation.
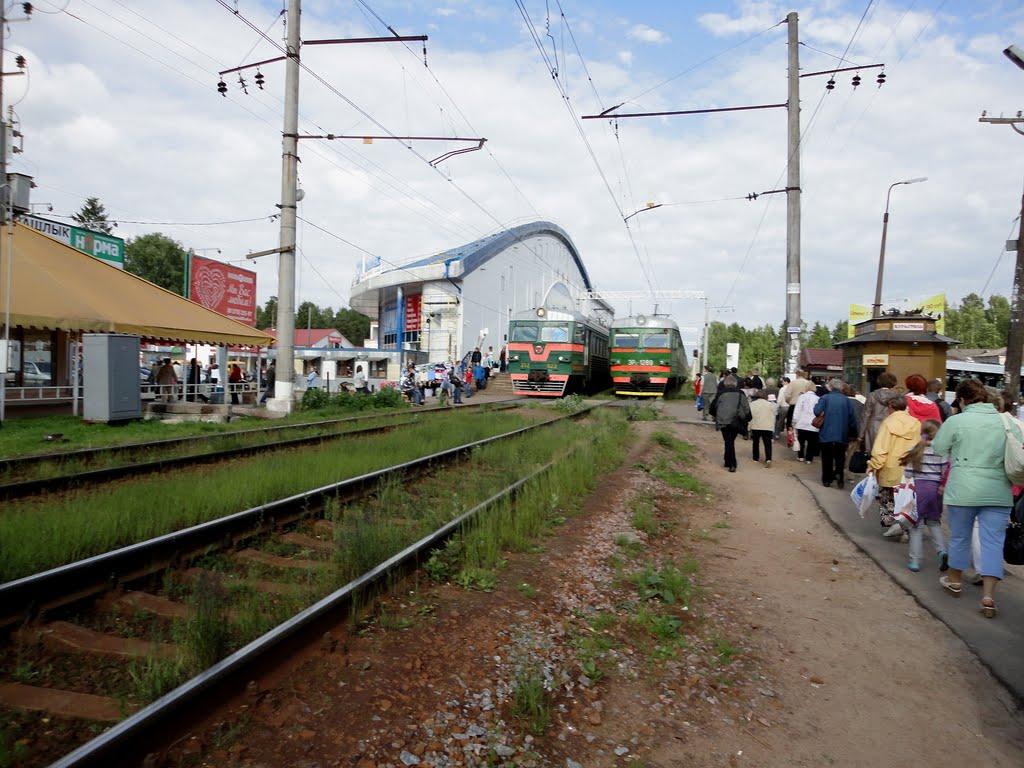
[513,0,656,293]
[62,1,485,245]
[981,215,1022,296]
[216,1,577,285]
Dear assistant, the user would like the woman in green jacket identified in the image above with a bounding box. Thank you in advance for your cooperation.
[931,379,1022,617]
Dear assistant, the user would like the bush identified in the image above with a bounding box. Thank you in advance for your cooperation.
[300,386,409,412]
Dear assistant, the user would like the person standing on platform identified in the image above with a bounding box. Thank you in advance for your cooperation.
[749,390,777,467]
[813,378,859,488]
[260,360,276,405]
[701,365,718,422]
[709,375,751,473]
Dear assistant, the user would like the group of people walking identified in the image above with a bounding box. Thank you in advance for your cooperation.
[704,366,1022,620]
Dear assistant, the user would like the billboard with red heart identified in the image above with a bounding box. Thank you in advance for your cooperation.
[189,254,257,326]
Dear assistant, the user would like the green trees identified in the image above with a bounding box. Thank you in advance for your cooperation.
[944,293,1008,348]
[124,233,187,294]
[255,297,370,345]
[72,196,113,234]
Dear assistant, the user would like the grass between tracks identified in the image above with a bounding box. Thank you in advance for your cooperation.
[0,394,410,460]
[0,411,425,485]
[69,409,628,716]
[0,408,533,583]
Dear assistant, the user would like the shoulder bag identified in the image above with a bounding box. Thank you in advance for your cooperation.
[1006,494,1024,565]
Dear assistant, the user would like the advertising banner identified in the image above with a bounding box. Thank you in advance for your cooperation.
[920,293,945,335]
[404,293,422,332]
[189,254,257,326]
[725,342,740,370]
[848,304,872,338]
[21,214,125,269]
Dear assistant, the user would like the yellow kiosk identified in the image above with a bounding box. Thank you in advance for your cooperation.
[836,311,957,392]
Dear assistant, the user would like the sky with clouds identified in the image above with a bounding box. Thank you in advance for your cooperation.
[8,0,1024,331]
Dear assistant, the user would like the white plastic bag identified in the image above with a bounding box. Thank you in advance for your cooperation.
[850,474,878,518]
[893,475,918,528]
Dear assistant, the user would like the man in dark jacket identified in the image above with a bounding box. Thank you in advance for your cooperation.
[709,375,752,473]
[926,378,952,421]
[813,378,859,488]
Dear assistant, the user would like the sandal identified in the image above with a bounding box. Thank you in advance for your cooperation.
[981,597,997,619]
[939,575,962,597]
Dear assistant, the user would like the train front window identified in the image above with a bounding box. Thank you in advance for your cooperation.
[642,333,669,347]
[540,325,569,342]
[510,325,538,342]
[614,333,639,348]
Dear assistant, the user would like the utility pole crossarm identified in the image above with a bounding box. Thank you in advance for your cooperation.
[582,103,786,120]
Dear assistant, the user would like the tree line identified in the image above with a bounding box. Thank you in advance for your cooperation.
[71,198,371,345]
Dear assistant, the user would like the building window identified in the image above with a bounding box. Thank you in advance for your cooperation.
[382,332,397,347]
[404,331,421,343]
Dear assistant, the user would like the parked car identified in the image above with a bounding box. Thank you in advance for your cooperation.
[4,361,51,386]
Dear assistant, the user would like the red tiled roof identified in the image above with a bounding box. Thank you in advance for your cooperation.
[800,348,843,368]
[263,328,352,347]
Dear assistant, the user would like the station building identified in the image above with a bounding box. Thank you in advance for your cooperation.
[349,220,612,366]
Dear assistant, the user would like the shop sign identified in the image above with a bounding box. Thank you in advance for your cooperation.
[404,294,422,332]
[848,304,872,338]
[892,322,925,331]
[189,254,257,326]
[863,354,889,366]
[21,214,125,269]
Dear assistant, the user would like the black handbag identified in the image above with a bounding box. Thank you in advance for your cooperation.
[1005,497,1024,566]
[848,450,869,474]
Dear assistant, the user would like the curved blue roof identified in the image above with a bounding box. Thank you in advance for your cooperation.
[398,220,594,290]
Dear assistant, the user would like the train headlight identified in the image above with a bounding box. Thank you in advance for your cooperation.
[558,355,568,362]
[510,354,519,361]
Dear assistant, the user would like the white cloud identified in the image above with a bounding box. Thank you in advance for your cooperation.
[618,50,633,67]
[699,1,782,37]
[9,0,1023,336]
[627,24,670,45]
[433,8,456,17]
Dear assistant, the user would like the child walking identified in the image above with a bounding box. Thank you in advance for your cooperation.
[900,419,948,572]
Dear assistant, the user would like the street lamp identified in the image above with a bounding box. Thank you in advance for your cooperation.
[872,177,927,318]
[623,202,662,222]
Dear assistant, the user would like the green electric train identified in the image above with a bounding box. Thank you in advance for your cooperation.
[507,304,610,397]
[609,315,689,397]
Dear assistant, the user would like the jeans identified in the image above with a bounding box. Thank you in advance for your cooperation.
[721,426,739,469]
[947,505,1011,579]
[751,430,772,462]
[453,384,462,404]
[820,442,846,484]
[797,430,819,462]
[702,392,716,420]
[411,388,423,405]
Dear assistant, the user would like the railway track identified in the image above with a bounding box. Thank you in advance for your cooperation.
[0,403,609,767]
[0,397,522,476]
[0,400,522,500]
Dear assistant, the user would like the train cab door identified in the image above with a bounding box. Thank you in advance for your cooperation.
[578,325,589,367]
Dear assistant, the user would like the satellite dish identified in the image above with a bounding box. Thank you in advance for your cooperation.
[636,314,647,325]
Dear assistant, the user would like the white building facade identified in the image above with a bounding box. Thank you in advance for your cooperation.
[350,221,610,364]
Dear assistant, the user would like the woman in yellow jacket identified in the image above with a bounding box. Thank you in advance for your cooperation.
[868,395,921,534]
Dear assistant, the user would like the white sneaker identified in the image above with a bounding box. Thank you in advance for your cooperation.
[765,460,772,468]
[883,523,903,538]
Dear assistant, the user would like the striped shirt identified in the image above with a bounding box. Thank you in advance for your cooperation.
[912,444,947,482]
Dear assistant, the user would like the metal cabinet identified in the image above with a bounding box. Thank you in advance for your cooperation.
[84,333,142,422]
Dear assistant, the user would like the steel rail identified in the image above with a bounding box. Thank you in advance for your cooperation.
[0,398,523,475]
[0,402,521,500]
[48,406,606,768]
[0,404,601,628]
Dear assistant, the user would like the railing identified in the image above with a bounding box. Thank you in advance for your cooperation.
[142,381,261,404]
[3,386,77,402]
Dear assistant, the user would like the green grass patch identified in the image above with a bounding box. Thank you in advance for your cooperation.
[0,412,533,583]
[650,462,709,495]
[629,560,697,606]
[510,663,551,735]
[651,431,696,463]
[630,499,660,537]
[516,582,538,599]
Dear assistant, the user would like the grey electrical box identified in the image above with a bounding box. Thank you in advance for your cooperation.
[83,333,142,422]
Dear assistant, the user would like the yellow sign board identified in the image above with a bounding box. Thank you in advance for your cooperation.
[848,304,872,338]
[863,354,890,366]
[921,293,945,334]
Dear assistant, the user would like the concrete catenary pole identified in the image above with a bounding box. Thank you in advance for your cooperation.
[701,297,710,376]
[784,11,802,378]
[270,0,301,412]
[1004,185,1024,400]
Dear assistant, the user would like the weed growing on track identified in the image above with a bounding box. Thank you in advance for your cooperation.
[179,572,231,673]
[510,663,551,735]
[0,411,531,583]
[553,394,586,413]
[127,655,186,702]
[624,402,660,421]
[629,559,697,606]
[631,499,660,537]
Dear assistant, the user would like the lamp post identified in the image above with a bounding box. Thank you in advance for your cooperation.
[872,177,927,318]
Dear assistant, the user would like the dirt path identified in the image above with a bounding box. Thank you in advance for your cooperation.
[661,410,1024,767]
[160,412,1024,768]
